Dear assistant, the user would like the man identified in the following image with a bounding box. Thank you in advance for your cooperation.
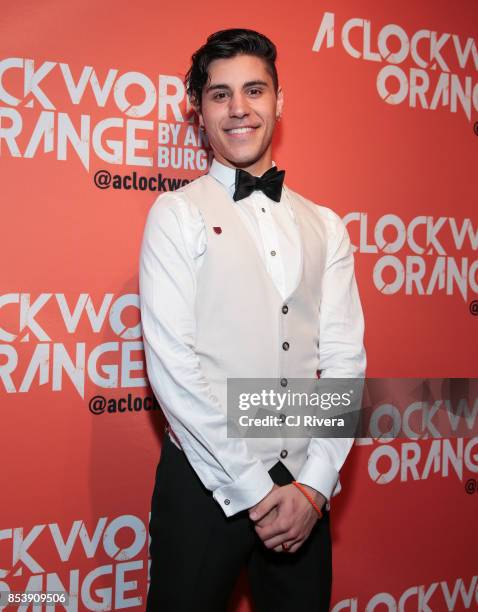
[139,28,366,612]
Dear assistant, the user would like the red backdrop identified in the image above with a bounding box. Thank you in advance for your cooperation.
[1,1,477,610]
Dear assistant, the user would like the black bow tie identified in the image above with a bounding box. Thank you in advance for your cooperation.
[233,166,285,202]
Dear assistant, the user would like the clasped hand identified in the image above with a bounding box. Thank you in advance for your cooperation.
[248,483,325,554]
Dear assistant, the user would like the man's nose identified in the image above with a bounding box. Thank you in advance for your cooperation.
[228,92,249,118]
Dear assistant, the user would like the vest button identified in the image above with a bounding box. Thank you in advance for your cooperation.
[282,304,288,314]
[224,499,230,505]
[282,341,289,351]
[270,250,276,256]
[280,378,288,387]
[280,450,288,459]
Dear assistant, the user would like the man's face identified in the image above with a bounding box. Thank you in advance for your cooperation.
[197,54,283,173]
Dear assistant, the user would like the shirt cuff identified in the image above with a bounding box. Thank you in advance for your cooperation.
[295,454,339,506]
[212,460,275,517]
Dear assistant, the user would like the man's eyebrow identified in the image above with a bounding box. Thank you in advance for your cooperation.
[205,80,270,93]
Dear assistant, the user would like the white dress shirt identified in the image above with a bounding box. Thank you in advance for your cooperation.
[139,157,366,515]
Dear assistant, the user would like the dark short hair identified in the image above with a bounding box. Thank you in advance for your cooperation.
[185,28,279,111]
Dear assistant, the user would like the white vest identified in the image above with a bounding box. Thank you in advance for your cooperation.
[168,173,331,480]
[166,174,334,477]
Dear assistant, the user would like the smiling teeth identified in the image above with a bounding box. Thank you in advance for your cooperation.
[227,127,255,134]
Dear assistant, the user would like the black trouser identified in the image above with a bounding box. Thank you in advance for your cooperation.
[146,434,332,612]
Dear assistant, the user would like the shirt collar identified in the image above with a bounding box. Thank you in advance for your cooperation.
[208,157,278,199]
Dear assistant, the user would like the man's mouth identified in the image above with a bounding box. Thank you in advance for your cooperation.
[224,126,259,135]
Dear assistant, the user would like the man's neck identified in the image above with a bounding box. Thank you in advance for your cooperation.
[213,154,273,177]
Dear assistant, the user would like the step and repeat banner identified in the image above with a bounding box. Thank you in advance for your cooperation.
[1,0,477,610]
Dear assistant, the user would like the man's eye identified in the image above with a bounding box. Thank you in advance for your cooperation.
[213,91,228,100]
[248,88,262,96]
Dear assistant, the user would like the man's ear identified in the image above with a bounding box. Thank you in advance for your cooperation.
[193,105,205,131]
[276,85,284,119]
[188,95,204,130]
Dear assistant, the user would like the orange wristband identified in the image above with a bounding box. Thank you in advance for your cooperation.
[292,481,323,518]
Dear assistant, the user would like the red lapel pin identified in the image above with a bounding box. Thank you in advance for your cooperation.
[213,226,222,234]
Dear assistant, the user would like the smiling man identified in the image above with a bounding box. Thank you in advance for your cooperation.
[198,53,279,174]
[140,28,366,612]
